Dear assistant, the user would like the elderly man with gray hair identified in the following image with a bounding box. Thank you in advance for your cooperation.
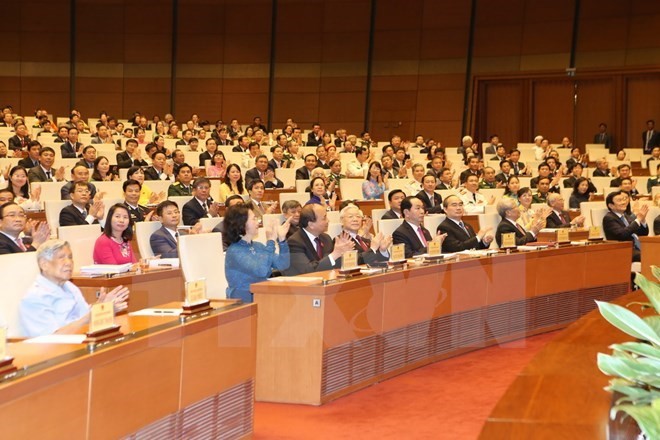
[339,204,391,265]
[19,239,129,338]
[495,198,543,247]
[545,193,585,229]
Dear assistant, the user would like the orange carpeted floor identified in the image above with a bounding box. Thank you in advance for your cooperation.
[254,332,557,439]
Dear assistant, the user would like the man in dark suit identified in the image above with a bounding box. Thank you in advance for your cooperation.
[198,139,218,166]
[437,195,493,252]
[603,191,650,262]
[61,127,82,158]
[339,205,390,265]
[76,146,96,169]
[507,150,526,175]
[232,135,250,153]
[0,203,50,254]
[245,155,284,189]
[381,190,405,220]
[116,139,148,169]
[28,147,64,183]
[8,122,30,153]
[495,198,542,247]
[593,123,614,151]
[459,157,482,184]
[18,141,42,169]
[416,174,444,214]
[563,164,598,193]
[603,191,649,261]
[436,167,455,190]
[268,145,292,170]
[59,181,104,227]
[61,165,97,200]
[565,147,588,171]
[150,201,181,258]
[610,164,633,187]
[392,196,434,258]
[643,119,660,154]
[307,123,323,147]
[283,204,354,276]
[495,161,511,185]
[144,151,174,181]
[295,154,318,180]
[182,177,220,226]
[123,179,150,223]
[545,193,585,229]
[592,157,612,177]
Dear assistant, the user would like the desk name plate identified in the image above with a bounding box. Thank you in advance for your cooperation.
[85,302,122,344]
[182,279,213,315]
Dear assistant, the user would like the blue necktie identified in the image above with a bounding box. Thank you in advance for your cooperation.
[621,215,641,251]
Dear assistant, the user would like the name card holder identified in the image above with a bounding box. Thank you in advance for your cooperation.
[339,250,361,276]
[500,232,517,249]
[181,279,213,316]
[85,302,123,344]
[389,243,406,267]
[425,240,444,263]
[0,328,16,376]
[588,226,604,241]
[556,228,570,244]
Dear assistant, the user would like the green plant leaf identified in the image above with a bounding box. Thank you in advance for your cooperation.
[645,316,660,340]
[596,301,660,345]
[612,403,660,439]
[598,354,641,381]
[635,272,660,314]
[610,342,660,361]
[609,382,656,400]
[652,265,659,282]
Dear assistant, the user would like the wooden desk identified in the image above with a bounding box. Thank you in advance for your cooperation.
[479,291,645,439]
[0,301,256,439]
[72,268,185,312]
[640,236,660,280]
[252,242,631,405]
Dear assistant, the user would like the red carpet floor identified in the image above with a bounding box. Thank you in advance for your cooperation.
[254,332,558,439]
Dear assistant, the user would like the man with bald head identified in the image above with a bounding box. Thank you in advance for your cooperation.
[437,195,493,252]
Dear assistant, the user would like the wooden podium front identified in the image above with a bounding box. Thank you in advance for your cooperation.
[252,242,631,405]
[640,236,660,280]
[0,301,256,439]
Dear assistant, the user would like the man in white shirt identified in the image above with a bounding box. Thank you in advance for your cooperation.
[346,147,371,177]
[459,174,491,213]
[406,163,425,194]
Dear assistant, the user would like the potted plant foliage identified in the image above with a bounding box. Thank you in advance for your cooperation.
[596,266,660,440]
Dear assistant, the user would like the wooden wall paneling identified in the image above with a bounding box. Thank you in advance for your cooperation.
[531,79,575,145]
[574,78,615,151]
[624,74,660,149]
[480,81,524,151]
[20,77,70,120]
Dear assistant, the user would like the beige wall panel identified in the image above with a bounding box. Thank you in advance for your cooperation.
[320,76,367,93]
[221,93,269,122]
[322,1,371,33]
[273,78,321,93]
[374,0,423,30]
[222,78,269,94]
[372,30,422,61]
[422,0,472,29]
[224,34,271,64]
[371,75,419,92]
[75,92,123,118]
[276,34,323,63]
[420,29,470,59]
[175,93,222,121]
[318,92,365,122]
[176,78,223,94]
[415,89,463,121]
[177,35,224,63]
[271,93,320,123]
[625,76,660,148]
[414,120,462,144]
[322,33,369,63]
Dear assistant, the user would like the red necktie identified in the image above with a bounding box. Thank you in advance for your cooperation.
[417,226,428,247]
[15,237,27,252]
[355,236,368,252]
[515,223,526,235]
[314,237,323,259]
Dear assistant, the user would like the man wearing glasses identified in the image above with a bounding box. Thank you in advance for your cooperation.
[0,202,50,254]
[59,182,104,227]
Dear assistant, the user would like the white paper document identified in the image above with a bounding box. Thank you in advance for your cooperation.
[129,308,183,316]
[25,334,87,344]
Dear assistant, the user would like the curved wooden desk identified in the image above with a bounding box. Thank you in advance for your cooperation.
[252,242,631,405]
[479,291,646,439]
[0,301,256,439]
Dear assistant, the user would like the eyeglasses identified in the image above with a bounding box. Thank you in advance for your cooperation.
[346,214,364,220]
